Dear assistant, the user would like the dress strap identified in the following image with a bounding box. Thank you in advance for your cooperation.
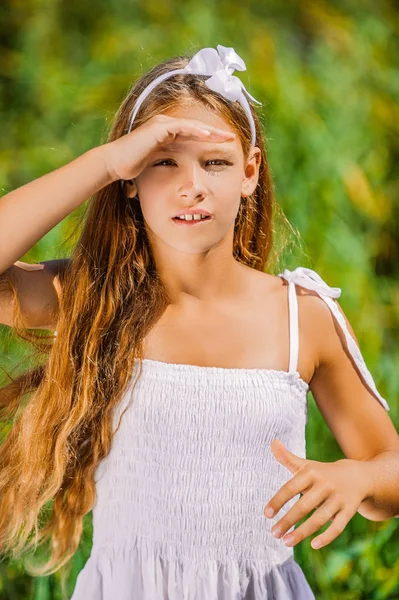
[278,266,390,412]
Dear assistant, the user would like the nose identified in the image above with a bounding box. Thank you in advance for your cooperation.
[177,163,208,201]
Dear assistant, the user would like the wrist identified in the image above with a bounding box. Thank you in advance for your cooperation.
[96,143,119,185]
[355,458,377,501]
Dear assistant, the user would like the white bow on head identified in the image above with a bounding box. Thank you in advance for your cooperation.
[125,44,261,148]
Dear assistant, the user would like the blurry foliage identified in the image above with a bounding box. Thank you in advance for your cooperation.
[0,0,398,597]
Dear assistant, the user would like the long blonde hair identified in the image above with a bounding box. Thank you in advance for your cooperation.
[0,50,297,585]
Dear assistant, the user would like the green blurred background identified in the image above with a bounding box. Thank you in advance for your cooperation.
[1,0,398,598]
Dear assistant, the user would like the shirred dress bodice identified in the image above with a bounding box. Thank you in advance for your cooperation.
[70,267,389,600]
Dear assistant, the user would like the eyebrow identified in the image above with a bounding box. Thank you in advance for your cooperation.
[155,145,237,160]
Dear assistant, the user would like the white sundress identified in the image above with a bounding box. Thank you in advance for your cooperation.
[70,266,389,599]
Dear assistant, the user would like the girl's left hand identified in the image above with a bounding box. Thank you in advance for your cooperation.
[264,439,370,550]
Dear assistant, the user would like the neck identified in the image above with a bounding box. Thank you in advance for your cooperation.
[150,235,246,307]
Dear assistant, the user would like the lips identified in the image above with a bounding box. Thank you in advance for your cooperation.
[173,216,211,221]
[172,216,213,226]
[174,213,212,218]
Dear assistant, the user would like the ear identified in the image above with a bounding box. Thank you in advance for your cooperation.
[123,179,138,199]
[241,146,261,198]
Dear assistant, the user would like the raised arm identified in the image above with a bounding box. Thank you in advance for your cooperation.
[0,145,112,276]
[0,143,115,330]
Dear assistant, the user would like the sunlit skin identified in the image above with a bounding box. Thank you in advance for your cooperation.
[264,439,373,549]
[124,103,399,552]
[124,102,261,307]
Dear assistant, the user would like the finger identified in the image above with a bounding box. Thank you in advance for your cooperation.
[162,115,236,139]
[270,482,331,540]
[282,495,341,548]
[265,467,312,519]
[162,121,236,142]
[190,120,236,138]
[310,506,356,550]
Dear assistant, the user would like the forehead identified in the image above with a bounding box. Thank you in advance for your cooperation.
[161,102,234,131]
[158,102,242,158]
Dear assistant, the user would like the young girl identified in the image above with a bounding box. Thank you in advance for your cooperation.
[0,44,398,600]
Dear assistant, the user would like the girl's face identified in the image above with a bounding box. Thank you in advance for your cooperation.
[126,102,261,255]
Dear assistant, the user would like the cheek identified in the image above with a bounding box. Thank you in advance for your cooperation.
[139,201,163,226]
[136,169,242,218]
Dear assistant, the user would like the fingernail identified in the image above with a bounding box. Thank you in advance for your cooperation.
[284,536,294,547]
[272,528,282,538]
[312,539,321,549]
[265,507,274,518]
[214,130,234,137]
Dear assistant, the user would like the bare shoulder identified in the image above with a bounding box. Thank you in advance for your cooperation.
[249,267,342,378]
[245,265,330,308]
[0,258,70,330]
[239,266,328,373]
[277,273,356,375]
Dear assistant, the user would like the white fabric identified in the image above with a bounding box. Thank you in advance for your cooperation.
[70,265,388,599]
[279,266,390,412]
[71,363,312,599]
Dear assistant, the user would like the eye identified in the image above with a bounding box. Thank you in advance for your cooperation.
[153,159,231,168]
[205,160,230,177]
[207,160,230,167]
[154,159,175,166]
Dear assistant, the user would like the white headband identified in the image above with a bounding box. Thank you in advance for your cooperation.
[125,44,262,146]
